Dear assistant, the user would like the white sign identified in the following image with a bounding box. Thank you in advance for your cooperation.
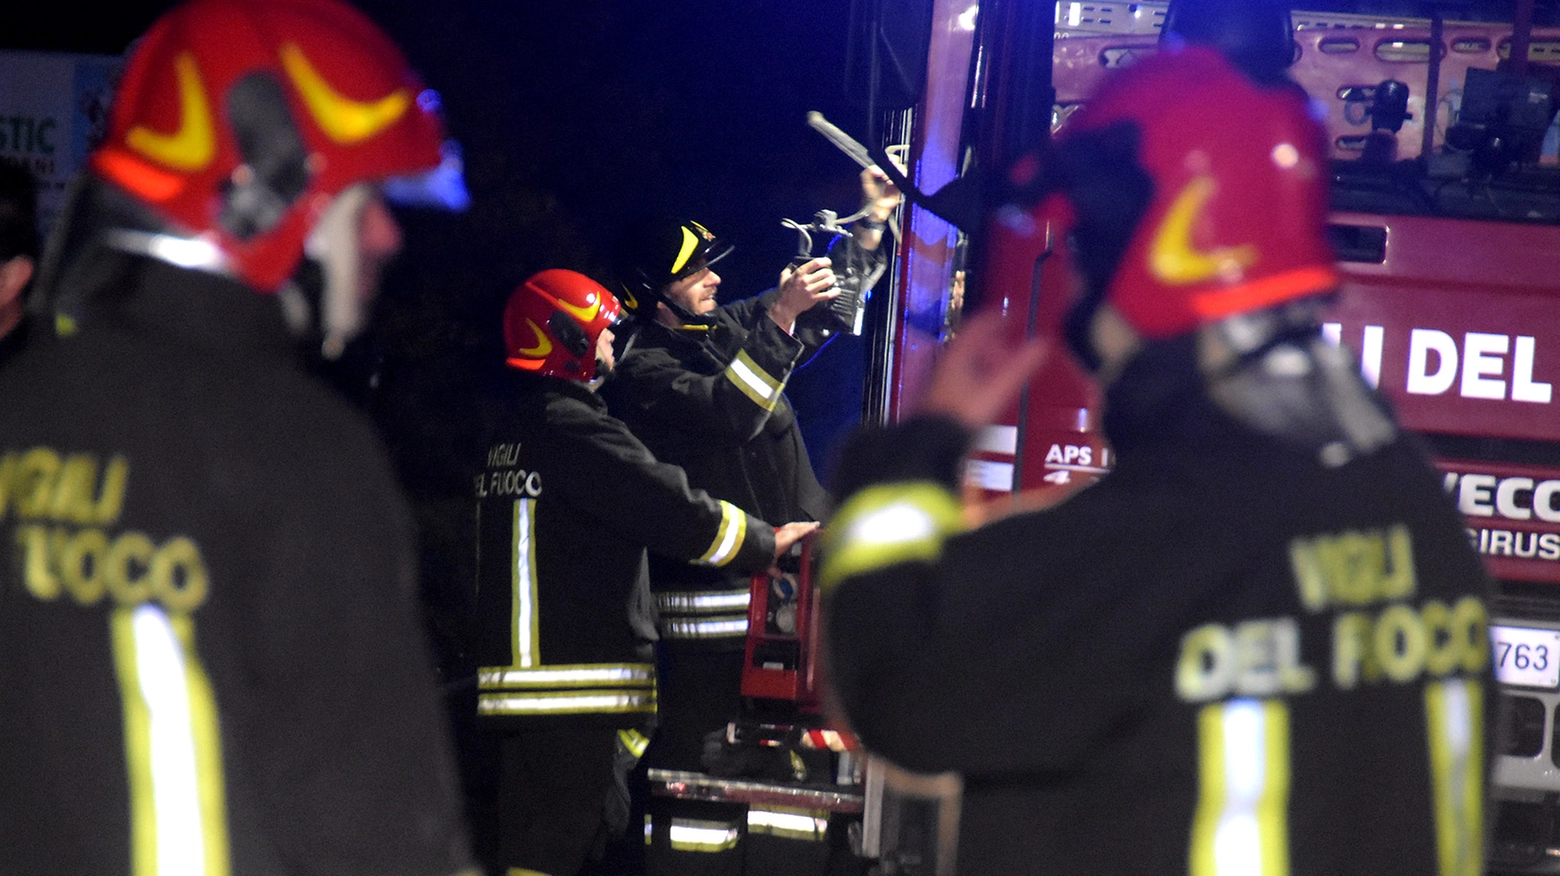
[0,50,123,232]
[1492,624,1560,688]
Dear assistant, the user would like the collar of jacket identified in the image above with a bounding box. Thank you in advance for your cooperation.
[1101,332,1248,460]
[502,366,609,410]
[86,258,298,359]
[637,311,739,368]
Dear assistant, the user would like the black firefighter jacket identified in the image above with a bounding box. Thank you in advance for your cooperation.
[603,290,831,646]
[471,370,778,724]
[821,339,1495,876]
[0,262,473,876]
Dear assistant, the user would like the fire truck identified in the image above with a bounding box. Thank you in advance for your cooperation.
[831,0,1560,871]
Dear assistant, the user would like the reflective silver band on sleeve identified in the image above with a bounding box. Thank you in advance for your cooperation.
[696,501,748,567]
[819,482,963,592]
[725,349,784,411]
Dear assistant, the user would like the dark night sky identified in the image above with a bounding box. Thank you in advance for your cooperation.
[9,0,1559,481]
[2,0,878,300]
[0,0,879,481]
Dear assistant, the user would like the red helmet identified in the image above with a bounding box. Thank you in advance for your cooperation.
[88,0,450,293]
[503,269,624,383]
[1057,45,1337,340]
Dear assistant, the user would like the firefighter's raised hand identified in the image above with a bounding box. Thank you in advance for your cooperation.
[769,257,839,334]
[854,163,903,254]
[773,521,821,561]
[918,309,1048,430]
[860,164,902,225]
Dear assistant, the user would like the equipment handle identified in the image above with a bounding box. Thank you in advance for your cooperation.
[807,111,876,170]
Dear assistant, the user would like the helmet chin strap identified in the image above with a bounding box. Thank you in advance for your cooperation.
[303,184,374,360]
[663,298,711,327]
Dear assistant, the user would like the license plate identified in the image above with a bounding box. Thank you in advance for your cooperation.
[1492,625,1560,688]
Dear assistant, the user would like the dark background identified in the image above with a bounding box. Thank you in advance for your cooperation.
[8,0,1554,482]
[4,0,1551,867]
[0,0,882,485]
[2,5,884,864]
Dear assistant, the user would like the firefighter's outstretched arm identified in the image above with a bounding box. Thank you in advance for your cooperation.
[545,402,780,575]
[613,297,810,444]
[774,520,822,559]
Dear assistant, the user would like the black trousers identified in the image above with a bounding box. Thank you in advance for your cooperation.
[497,728,618,876]
[643,644,745,772]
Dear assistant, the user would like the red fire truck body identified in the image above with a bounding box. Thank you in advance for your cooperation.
[863,0,1560,868]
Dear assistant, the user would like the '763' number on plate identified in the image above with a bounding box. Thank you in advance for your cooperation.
[1492,625,1560,688]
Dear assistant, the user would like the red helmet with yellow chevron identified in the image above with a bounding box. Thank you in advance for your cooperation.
[1055,44,1337,341]
[88,0,454,294]
[504,269,624,383]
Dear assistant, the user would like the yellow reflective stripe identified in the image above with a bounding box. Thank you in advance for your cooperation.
[1149,176,1257,286]
[724,350,784,411]
[620,728,651,759]
[115,608,157,876]
[819,483,964,590]
[669,817,742,852]
[112,606,230,876]
[125,52,215,171]
[747,806,828,841]
[513,499,539,668]
[278,43,411,146]
[507,869,551,876]
[671,226,701,276]
[696,501,747,567]
[180,615,228,876]
[661,616,749,639]
[655,588,751,615]
[512,319,553,360]
[477,663,655,689]
[1190,699,1290,876]
[477,690,657,716]
[1426,679,1484,876]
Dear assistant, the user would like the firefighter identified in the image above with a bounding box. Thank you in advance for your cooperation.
[472,268,817,876]
[0,160,38,362]
[0,1,476,874]
[820,46,1494,876]
[603,169,897,875]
